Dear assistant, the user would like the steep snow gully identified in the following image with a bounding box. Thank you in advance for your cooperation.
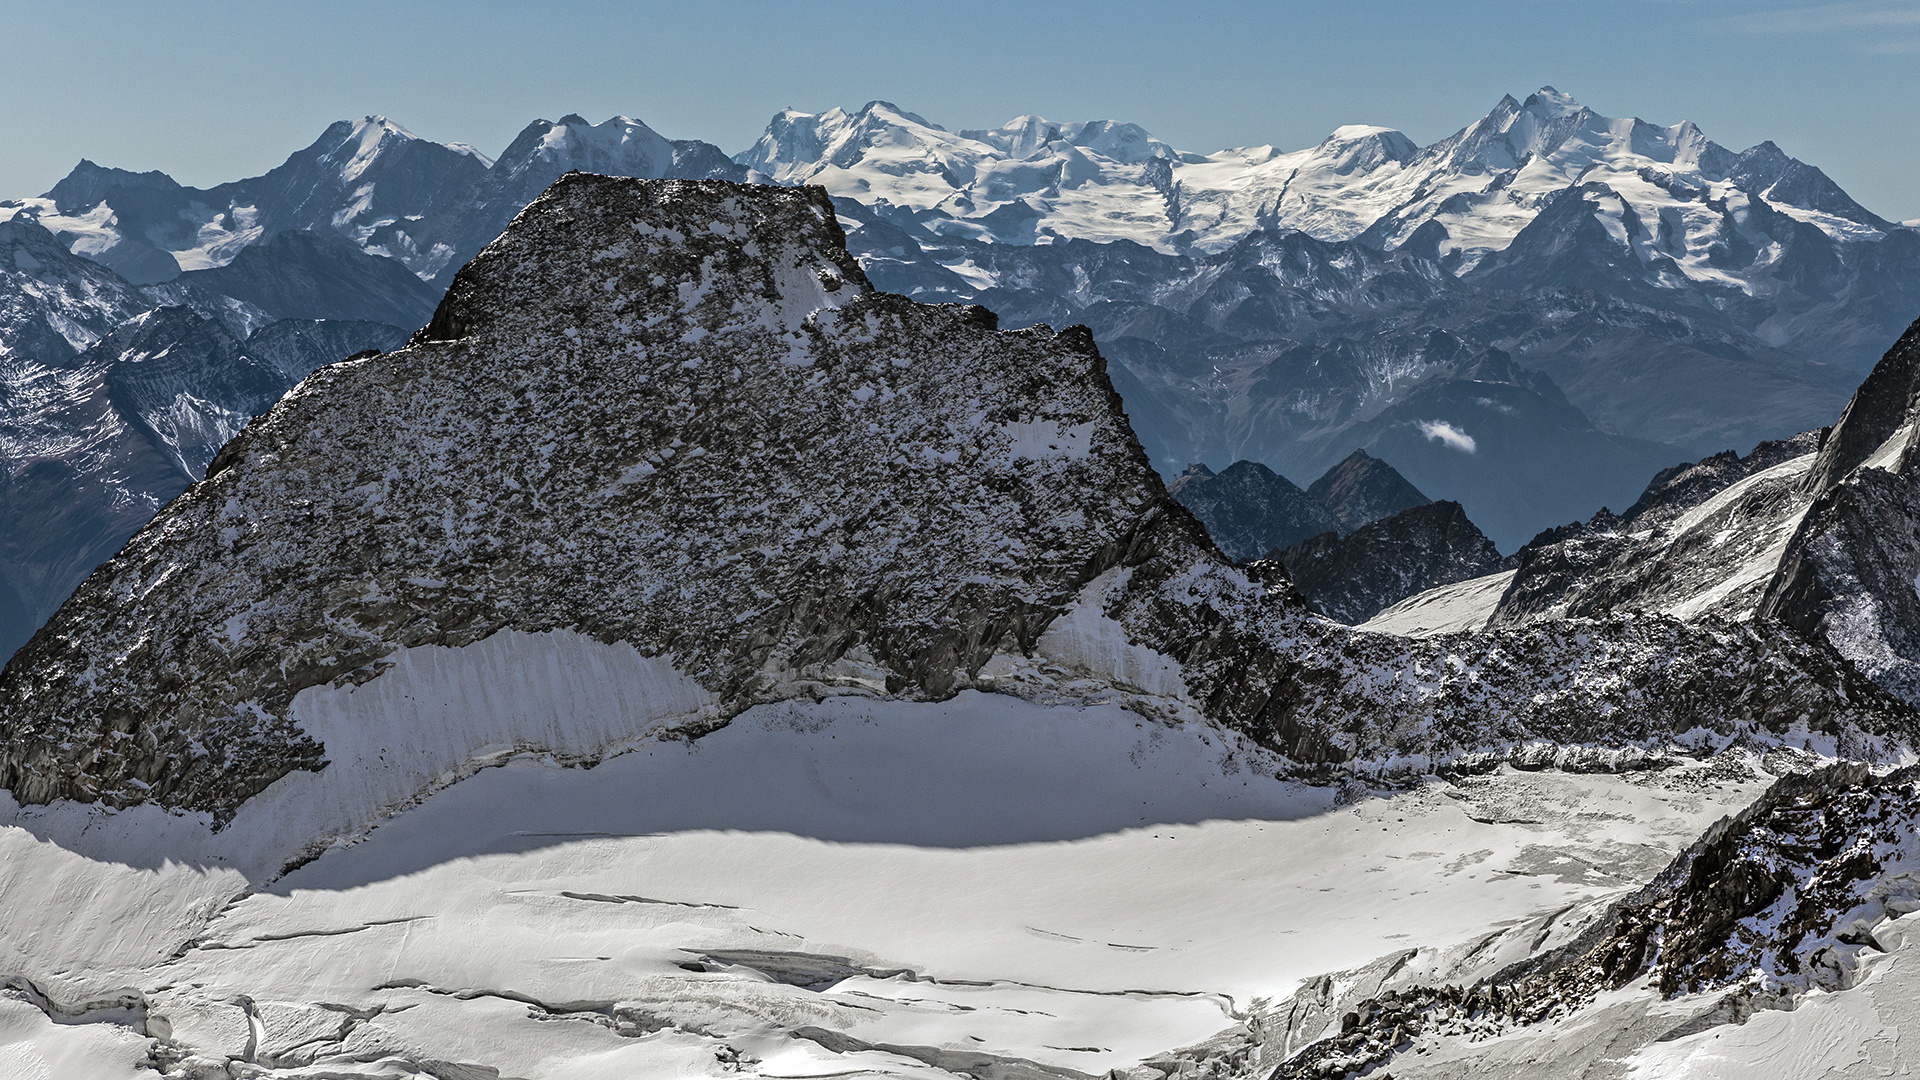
[0,176,1918,1079]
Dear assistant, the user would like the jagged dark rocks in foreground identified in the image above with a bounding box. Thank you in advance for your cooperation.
[1266,762,1920,1079]
[1166,460,1339,560]
[1306,449,1432,534]
[0,175,1911,821]
[1276,500,1507,624]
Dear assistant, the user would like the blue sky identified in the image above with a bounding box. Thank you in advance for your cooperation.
[3,0,1916,220]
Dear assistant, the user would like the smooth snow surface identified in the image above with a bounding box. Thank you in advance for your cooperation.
[0,625,1769,1077]
[1622,912,1920,1078]
[1359,569,1516,637]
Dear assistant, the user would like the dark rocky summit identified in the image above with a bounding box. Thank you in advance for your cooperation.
[1277,501,1507,624]
[0,176,1910,820]
[1168,450,1432,563]
[1306,449,1432,534]
[1166,460,1339,561]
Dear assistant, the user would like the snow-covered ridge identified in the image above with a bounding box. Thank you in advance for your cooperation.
[738,87,1895,288]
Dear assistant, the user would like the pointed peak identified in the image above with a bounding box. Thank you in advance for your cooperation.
[1179,462,1216,479]
[1521,86,1588,117]
[1218,459,1283,482]
[350,115,418,140]
[855,101,940,130]
[556,113,593,128]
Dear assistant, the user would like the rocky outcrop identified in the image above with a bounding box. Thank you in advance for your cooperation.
[1305,449,1431,534]
[1166,461,1338,560]
[0,176,1909,822]
[1755,320,1920,703]
[0,176,1169,813]
[1276,501,1507,624]
[1464,318,1920,710]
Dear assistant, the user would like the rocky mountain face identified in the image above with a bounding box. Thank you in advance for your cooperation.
[0,252,406,661]
[1308,449,1431,533]
[1362,316,1920,720]
[2,176,1910,825]
[1761,318,1920,703]
[1490,427,1829,626]
[0,218,155,363]
[1277,501,1508,624]
[1166,461,1340,560]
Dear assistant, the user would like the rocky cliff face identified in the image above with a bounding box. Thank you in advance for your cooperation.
[1491,429,1827,626]
[1762,319,1920,702]
[1465,318,1920,710]
[1277,500,1507,624]
[1,176,1909,824]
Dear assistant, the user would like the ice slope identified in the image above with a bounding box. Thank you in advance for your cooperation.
[0,666,1772,1079]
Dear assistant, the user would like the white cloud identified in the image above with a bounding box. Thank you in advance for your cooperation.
[1419,420,1477,454]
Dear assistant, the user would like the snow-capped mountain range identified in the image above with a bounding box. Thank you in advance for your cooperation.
[1,87,1916,658]
[740,88,1897,267]
[4,175,1920,1079]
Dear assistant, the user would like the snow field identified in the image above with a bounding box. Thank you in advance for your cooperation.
[1358,569,1516,637]
[0,617,1769,1077]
